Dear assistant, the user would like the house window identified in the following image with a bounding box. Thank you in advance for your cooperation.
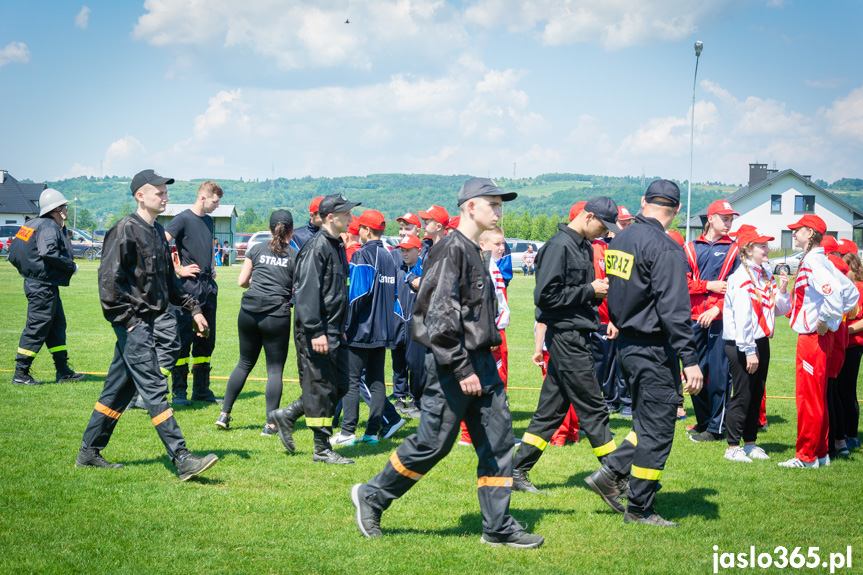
[771,195,782,213]
[794,195,815,213]
[781,230,793,249]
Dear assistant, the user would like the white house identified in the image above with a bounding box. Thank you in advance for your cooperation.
[0,170,46,224]
[685,164,863,249]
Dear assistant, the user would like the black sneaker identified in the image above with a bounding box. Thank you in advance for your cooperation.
[312,448,355,465]
[351,483,382,538]
[512,469,547,494]
[11,373,43,386]
[173,449,219,481]
[584,465,626,514]
[56,367,85,383]
[271,407,298,453]
[690,430,723,443]
[624,508,679,527]
[261,424,277,436]
[215,413,231,429]
[480,531,544,549]
[394,397,409,415]
[75,447,124,469]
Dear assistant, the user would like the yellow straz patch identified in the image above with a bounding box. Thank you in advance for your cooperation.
[605,250,634,280]
[15,226,34,242]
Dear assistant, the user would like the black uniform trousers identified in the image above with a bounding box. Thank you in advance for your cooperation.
[837,346,862,439]
[176,277,218,370]
[129,311,181,405]
[690,321,731,434]
[81,318,187,459]
[362,349,521,537]
[512,327,616,472]
[603,338,679,513]
[296,331,350,449]
[592,327,631,409]
[391,345,410,398]
[342,346,387,437]
[16,279,67,364]
[725,338,770,445]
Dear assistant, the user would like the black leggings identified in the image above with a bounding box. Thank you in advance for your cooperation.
[725,338,770,445]
[837,346,862,439]
[223,308,291,420]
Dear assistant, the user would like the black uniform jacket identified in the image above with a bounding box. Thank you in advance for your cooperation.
[98,213,202,330]
[8,216,76,286]
[605,214,698,367]
[411,229,500,382]
[294,227,349,342]
[534,223,600,333]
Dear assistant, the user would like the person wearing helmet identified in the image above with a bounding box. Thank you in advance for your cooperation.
[8,188,83,385]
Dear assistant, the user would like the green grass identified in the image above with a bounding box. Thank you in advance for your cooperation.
[0,260,860,574]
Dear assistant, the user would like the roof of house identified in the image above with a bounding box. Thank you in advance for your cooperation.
[161,204,237,218]
[685,169,863,228]
[0,171,46,215]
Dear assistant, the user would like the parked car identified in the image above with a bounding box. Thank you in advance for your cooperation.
[0,224,22,254]
[506,238,545,271]
[234,232,254,260]
[92,228,109,242]
[247,231,272,253]
[771,250,804,275]
[68,227,103,260]
[382,235,401,250]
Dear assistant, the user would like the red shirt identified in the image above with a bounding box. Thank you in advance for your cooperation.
[592,239,609,324]
[346,242,361,262]
[848,281,863,348]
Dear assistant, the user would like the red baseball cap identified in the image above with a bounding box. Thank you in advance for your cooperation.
[396,212,421,227]
[838,239,858,255]
[396,234,422,250]
[418,205,450,227]
[310,196,324,213]
[569,201,587,222]
[828,254,850,275]
[348,215,360,235]
[820,235,840,253]
[446,216,460,230]
[617,206,634,221]
[707,200,740,217]
[667,230,685,246]
[730,224,757,237]
[788,214,826,234]
[358,210,386,231]
[735,227,774,246]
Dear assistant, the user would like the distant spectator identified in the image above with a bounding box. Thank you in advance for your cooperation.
[222,241,230,267]
[213,238,222,266]
[521,244,536,275]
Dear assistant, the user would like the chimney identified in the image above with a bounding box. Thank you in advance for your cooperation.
[0,170,6,184]
[748,163,768,186]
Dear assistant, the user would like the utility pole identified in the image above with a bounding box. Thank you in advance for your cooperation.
[513,162,516,180]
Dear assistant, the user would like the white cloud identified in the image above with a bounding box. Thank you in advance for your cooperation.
[75,6,91,29]
[822,86,863,145]
[0,42,31,67]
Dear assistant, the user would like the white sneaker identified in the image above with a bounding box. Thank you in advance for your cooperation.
[778,457,819,468]
[382,418,406,440]
[330,432,357,446]
[724,446,753,463]
[742,445,770,460]
[457,440,471,446]
[818,454,831,467]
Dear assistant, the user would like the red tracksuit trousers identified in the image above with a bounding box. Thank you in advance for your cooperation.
[795,332,834,463]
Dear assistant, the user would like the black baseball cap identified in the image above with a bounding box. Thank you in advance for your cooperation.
[584,197,621,233]
[269,209,294,229]
[318,193,361,217]
[645,179,681,206]
[457,177,518,206]
[130,169,174,194]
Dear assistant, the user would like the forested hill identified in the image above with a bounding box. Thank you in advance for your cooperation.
[44,172,863,239]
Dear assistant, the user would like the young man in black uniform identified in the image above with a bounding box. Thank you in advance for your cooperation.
[511,196,621,493]
[351,178,543,549]
[8,188,83,385]
[165,181,223,404]
[273,193,359,464]
[77,169,218,481]
[584,179,704,527]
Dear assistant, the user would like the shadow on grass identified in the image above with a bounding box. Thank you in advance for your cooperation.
[383,507,577,538]
[662,487,720,521]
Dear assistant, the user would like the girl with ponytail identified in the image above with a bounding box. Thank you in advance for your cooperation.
[722,228,790,462]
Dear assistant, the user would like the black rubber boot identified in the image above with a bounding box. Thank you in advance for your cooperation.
[191,364,218,403]
[271,397,304,453]
[512,468,547,494]
[54,350,85,383]
[584,465,627,514]
[172,365,191,405]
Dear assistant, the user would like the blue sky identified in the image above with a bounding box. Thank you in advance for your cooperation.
[2,1,861,185]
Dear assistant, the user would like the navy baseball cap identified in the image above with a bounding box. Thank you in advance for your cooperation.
[131,169,174,194]
[319,193,361,217]
[457,177,517,206]
[645,179,681,206]
[584,197,620,233]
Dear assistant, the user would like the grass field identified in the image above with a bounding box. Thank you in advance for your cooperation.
[0,260,860,574]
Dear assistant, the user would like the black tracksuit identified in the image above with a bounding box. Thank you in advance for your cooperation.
[359,229,522,538]
[512,223,617,474]
[81,213,203,460]
[601,214,699,514]
[8,216,77,376]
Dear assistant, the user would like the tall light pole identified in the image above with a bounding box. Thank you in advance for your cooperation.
[685,40,703,243]
[74,194,78,229]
